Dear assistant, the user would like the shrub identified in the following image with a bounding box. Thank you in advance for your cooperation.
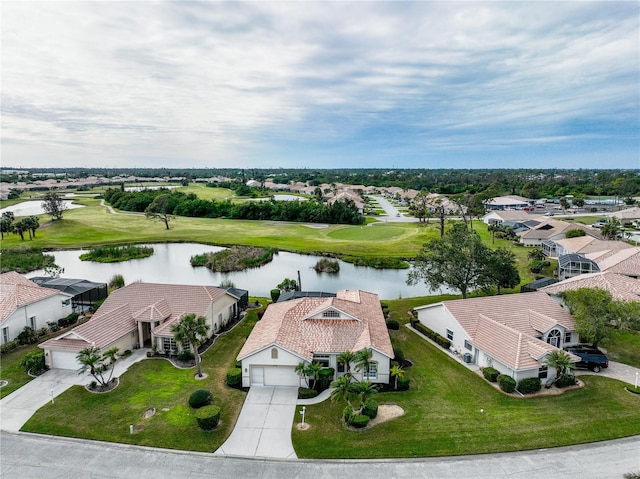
[555,374,577,388]
[350,414,370,428]
[397,376,411,391]
[0,340,19,355]
[343,405,354,423]
[482,367,500,382]
[122,349,132,357]
[37,327,48,337]
[497,374,516,393]
[317,367,335,391]
[189,389,213,409]
[393,347,405,364]
[226,368,242,387]
[58,312,79,328]
[20,351,46,374]
[435,335,451,349]
[298,387,318,399]
[16,327,39,345]
[195,405,221,430]
[386,319,400,330]
[177,349,195,362]
[270,289,281,302]
[517,377,542,394]
[362,398,378,419]
[47,321,61,332]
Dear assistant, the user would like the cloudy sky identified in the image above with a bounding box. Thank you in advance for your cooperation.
[2,1,638,170]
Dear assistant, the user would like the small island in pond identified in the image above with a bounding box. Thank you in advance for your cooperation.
[313,258,340,273]
[190,246,275,272]
[79,245,154,263]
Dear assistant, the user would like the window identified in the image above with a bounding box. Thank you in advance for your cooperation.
[337,360,345,373]
[538,366,548,379]
[363,362,378,380]
[271,348,278,359]
[564,332,572,344]
[61,298,71,307]
[2,327,9,344]
[162,337,177,353]
[446,329,454,341]
[322,310,340,318]
[313,355,330,367]
[464,340,472,351]
[29,316,36,329]
[547,329,561,348]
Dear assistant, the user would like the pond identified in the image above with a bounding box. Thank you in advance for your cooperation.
[26,243,446,299]
[0,200,84,217]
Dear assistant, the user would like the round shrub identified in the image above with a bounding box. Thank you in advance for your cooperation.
[555,374,577,388]
[517,377,542,394]
[497,374,516,393]
[343,405,354,423]
[226,368,242,387]
[393,347,405,364]
[397,376,411,391]
[189,389,213,409]
[482,367,500,382]
[298,387,318,399]
[386,319,400,330]
[177,349,194,362]
[362,398,378,419]
[270,289,280,302]
[350,414,370,428]
[195,405,221,430]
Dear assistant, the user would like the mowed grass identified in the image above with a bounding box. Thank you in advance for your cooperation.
[0,343,40,399]
[607,329,640,368]
[21,308,260,451]
[328,225,409,241]
[292,324,640,459]
[175,185,235,201]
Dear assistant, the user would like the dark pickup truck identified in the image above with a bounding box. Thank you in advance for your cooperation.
[565,347,609,372]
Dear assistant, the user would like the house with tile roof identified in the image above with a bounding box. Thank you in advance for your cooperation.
[586,247,640,278]
[237,290,394,388]
[40,282,246,370]
[1,272,73,345]
[540,272,640,302]
[414,292,580,382]
[518,219,601,248]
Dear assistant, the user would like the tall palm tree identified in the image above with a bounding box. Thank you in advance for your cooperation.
[354,348,374,381]
[544,350,576,379]
[295,362,309,387]
[390,364,405,390]
[337,350,356,374]
[330,374,354,409]
[170,313,210,378]
[305,362,322,390]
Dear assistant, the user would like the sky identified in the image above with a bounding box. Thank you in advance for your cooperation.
[1,1,639,170]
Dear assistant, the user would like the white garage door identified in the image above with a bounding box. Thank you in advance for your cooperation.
[51,350,79,370]
[264,366,299,387]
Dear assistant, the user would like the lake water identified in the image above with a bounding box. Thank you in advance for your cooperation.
[0,200,84,217]
[25,242,443,299]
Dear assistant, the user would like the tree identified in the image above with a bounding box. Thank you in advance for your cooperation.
[277,278,298,292]
[527,247,546,262]
[390,364,405,390]
[43,264,64,278]
[572,197,585,208]
[42,191,67,220]
[1,212,14,239]
[337,350,356,374]
[23,216,39,239]
[544,350,576,379]
[562,288,613,347]
[601,217,622,240]
[354,348,374,380]
[305,361,322,390]
[559,197,570,212]
[76,345,120,388]
[330,374,355,409]
[170,313,210,377]
[11,218,28,240]
[486,247,520,294]
[351,380,377,415]
[145,194,175,229]
[295,362,310,387]
[407,222,492,299]
[409,190,431,223]
[565,229,586,238]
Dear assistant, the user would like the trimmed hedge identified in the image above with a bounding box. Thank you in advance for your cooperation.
[350,414,370,428]
[435,335,451,349]
[393,347,405,364]
[226,368,242,387]
[362,398,378,419]
[0,339,19,356]
[413,322,451,349]
[195,405,221,430]
[517,377,542,394]
[555,374,577,388]
[397,376,411,391]
[298,387,319,399]
[482,367,500,382]
[386,319,400,330]
[189,389,213,409]
[58,312,79,328]
[497,374,516,393]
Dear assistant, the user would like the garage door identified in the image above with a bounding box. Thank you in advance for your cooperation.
[51,350,79,370]
[264,366,299,387]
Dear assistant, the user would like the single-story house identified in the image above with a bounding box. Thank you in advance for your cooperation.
[557,254,600,280]
[482,210,542,226]
[519,219,601,248]
[413,292,580,382]
[586,247,640,279]
[40,282,247,370]
[540,271,640,302]
[551,237,633,258]
[484,195,531,211]
[237,290,394,388]
[609,207,640,222]
[1,272,73,345]
[29,277,108,312]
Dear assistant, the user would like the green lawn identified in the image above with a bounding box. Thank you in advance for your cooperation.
[176,184,235,201]
[21,308,260,451]
[292,324,640,459]
[0,343,40,399]
[607,329,640,368]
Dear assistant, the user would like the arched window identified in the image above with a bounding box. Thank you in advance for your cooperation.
[547,329,562,348]
[271,348,278,359]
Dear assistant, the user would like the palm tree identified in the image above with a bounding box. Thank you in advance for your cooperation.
[295,362,309,387]
[527,247,545,262]
[101,347,120,385]
[76,345,120,387]
[305,362,322,390]
[390,364,405,390]
[330,374,354,409]
[351,381,377,415]
[170,313,210,378]
[337,350,356,374]
[544,350,576,379]
[354,348,374,381]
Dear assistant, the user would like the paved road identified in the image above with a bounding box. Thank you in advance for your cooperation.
[2,431,639,479]
[371,195,418,223]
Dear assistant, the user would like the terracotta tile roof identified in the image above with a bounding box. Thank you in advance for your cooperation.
[238,290,393,361]
[541,272,640,301]
[556,238,632,255]
[589,247,640,276]
[133,299,172,322]
[416,292,576,372]
[519,220,602,241]
[1,272,66,324]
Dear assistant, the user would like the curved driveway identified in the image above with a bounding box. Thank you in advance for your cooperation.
[2,431,639,478]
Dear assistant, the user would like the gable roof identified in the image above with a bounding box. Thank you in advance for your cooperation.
[554,237,632,255]
[588,247,640,277]
[540,271,640,302]
[0,272,68,324]
[238,290,393,361]
[518,220,602,241]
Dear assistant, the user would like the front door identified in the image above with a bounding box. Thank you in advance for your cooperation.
[251,367,264,386]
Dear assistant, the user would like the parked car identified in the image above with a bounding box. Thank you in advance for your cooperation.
[565,346,609,372]
[592,219,607,228]
[544,211,554,216]
[523,206,534,211]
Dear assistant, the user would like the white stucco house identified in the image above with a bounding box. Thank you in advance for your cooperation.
[237,290,394,388]
[40,282,247,370]
[1,272,73,345]
[413,292,580,382]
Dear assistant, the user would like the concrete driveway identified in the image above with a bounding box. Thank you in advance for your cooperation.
[215,386,298,459]
[0,349,148,432]
[575,360,640,386]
